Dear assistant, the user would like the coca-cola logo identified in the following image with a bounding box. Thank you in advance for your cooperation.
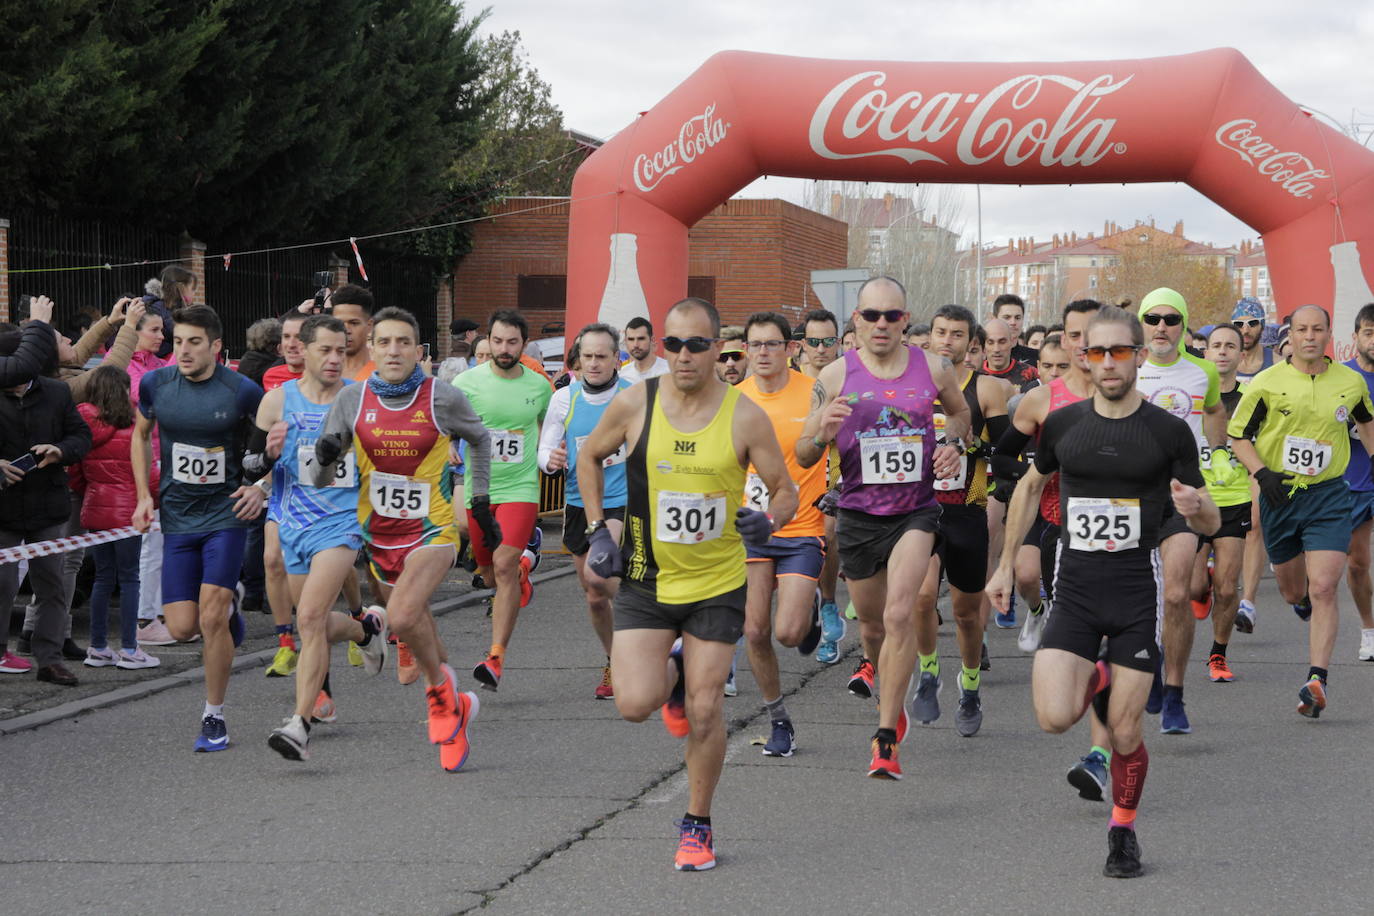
[1213,119,1331,200]
[808,71,1133,168]
[633,104,730,193]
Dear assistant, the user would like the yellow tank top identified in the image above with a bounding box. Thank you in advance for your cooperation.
[623,379,746,604]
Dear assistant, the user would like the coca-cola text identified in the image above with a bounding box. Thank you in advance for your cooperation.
[633,104,730,193]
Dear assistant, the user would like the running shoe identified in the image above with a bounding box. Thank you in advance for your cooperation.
[1234,600,1256,634]
[311,690,337,724]
[397,640,419,686]
[895,703,909,745]
[723,670,738,697]
[359,607,389,676]
[1067,750,1108,801]
[912,671,941,724]
[595,664,614,700]
[1359,629,1374,662]
[761,718,796,757]
[265,644,298,678]
[844,601,857,621]
[979,641,991,671]
[674,820,716,871]
[819,600,845,644]
[347,641,365,667]
[268,714,310,762]
[194,715,229,752]
[1207,654,1235,682]
[662,645,689,738]
[955,686,982,737]
[816,640,840,665]
[1160,692,1192,734]
[473,652,503,691]
[1297,677,1327,718]
[62,638,84,660]
[84,646,117,668]
[115,648,160,669]
[518,556,534,608]
[439,690,480,772]
[0,651,33,674]
[1145,662,1164,715]
[136,619,176,646]
[994,607,1016,629]
[228,583,246,648]
[797,591,823,656]
[867,735,902,780]
[1292,595,1312,622]
[1090,659,1112,725]
[847,657,875,699]
[425,664,464,744]
[1103,826,1144,879]
[1018,604,1048,653]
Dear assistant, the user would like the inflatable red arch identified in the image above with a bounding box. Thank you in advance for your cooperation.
[567,48,1374,360]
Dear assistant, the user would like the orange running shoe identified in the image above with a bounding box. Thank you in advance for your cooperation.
[519,556,534,608]
[1297,677,1327,718]
[674,820,716,871]
[876,701,909,744]
[426,664,463,744]
[595,664,614,700]
[473,652,503,691]
[1192,592,1213,620]
[397,641,419,686]
[1207,654,1235,682]
[661,648,689,737]
[847,657,875,698]
[867,735,902,779]
[310,690,337,724]
[439,690,480,772]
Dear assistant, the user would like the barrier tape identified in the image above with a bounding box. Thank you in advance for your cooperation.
[0,522,160,565]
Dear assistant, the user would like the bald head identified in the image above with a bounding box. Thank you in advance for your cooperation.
[983,317,1015,371]
[1291,304,1329,329]
[857,276,906,308]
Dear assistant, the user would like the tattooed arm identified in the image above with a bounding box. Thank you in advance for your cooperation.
[796,359,849,468]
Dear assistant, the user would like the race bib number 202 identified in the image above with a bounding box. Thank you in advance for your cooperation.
[171,442,226,485]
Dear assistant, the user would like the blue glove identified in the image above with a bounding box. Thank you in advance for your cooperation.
[587,526,623,579]
[735,507,773,547]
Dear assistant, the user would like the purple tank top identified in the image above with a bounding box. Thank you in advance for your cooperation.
[836,346,938,515]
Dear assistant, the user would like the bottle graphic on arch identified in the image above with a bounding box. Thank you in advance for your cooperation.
[1331,241,1374,364]
[596,233,650,331]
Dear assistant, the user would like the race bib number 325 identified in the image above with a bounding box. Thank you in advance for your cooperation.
[171,442,226,485]
[1067,497,1141,552]
[859,435,922,485]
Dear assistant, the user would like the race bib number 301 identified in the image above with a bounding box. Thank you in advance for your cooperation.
[369,472,432,519]
[1066,497,1141,552]
[1283,435,1332,477]
[859,435,923,485]
[655,491,727,544]
[171,442,226,485]
[298,445,356,488]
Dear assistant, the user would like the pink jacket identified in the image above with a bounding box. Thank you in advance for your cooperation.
[127,349,170,402]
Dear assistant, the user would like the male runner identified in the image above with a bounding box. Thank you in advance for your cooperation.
[988,306,1219,878]
[1342,303,1374,660]
[1035,334,1072,382]
[797,277,968,779]
[131,306,265,752]
[1229,305,1374,717]
[913,304,1009,736]
[799,308,846,663]
[1233,297,1274,630]
[537,322,630,698]
[310,306,496,770]
[715,334,748,385]
[244,315,388,760]
[620,316,668,385]
[1231,297,1274,383]
[982,317,1039,392]
[261,309,308,391]
[453,309,553,690]
[1133,288,1227,735]
[577,297,797,870]
[736,311,829,757]
[328,284,377,382]
[993,294,1039,364]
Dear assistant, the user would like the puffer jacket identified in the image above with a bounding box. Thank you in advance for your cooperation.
[69,402,156,531]
[0,376,91,532]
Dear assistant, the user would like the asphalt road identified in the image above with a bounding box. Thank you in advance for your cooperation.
[2,556,1372,915]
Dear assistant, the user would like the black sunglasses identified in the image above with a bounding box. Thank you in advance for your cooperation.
[1083,344,1143,363]
[803,336,839,347]
[662,336,718,354]
[717,350,746,363]
[857,309,906,324]
[1141,313,1184,327]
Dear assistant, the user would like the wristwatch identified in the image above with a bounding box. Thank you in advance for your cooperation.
[585,518,607,538]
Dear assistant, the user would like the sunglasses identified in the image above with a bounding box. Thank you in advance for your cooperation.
[1232,319,1262,329]
[857,308,906,324]
[1141,313,1184,327]
[717,350,746,363]
[1082,344,1143,363]
[804,336,839,348]
[663,336,718,354]
[744,339,786,352]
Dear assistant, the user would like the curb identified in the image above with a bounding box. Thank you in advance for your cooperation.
[0,565,579,737]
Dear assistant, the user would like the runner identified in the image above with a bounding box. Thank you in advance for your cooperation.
[988,305,1219,878]
[736,311,830,757]
[620,316,669,385]
[715,335,749,385]
[131,306,266,752]
[797,277,969,779]
[1342,304,1374,661]
[309,306,495,770]
[982,317,1039,393]
[327,284,377,382]
[993,294,1040,364]
[453,309,553,690]
[913,304,1009,737]
[576,296,798,870]
[1232,297,1274,383]
[1133,288,1228,735]
[798,308,846,664]
[1229,305,1374,718]
[537,322,630,699]
[243,315,388,761]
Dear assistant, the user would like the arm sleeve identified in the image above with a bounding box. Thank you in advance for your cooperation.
[434,383,491,498]
[241,425,274,481]
[0,322,57,388]
[1032,413,1061,475]
[537,387,572,473]
[991,424,1033,479]
[983,413,1012,450]
[307,384,362,487]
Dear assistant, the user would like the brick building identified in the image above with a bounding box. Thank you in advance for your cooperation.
[1233,240,1273,311]
[451,197,848,341]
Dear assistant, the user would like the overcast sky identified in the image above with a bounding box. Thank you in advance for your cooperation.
[479,0,1372,250]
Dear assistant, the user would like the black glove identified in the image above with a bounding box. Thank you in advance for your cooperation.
[1255,467,1294,506]
[587,526,623,579]
[812,488,839,518]
[315,432,344,468]
[470,494,502,548]
[991,476,1017,504]
[735,507,773,547]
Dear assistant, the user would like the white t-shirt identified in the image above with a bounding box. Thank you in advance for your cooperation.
[620,356,669,386]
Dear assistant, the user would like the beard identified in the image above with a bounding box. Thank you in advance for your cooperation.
[493,352,519,370]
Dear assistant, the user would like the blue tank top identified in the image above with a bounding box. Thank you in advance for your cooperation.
[564,378,631,508]
[276,379,363,530]
[1343,358,1374,492]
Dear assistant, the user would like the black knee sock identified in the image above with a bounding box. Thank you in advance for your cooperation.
[1308,666,1328,684]
[683,812,711,826]
[1210,641,1227,658]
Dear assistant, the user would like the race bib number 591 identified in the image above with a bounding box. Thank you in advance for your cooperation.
[1283,435,1332,477]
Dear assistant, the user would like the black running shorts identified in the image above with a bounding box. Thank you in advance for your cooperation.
[1041,548,1160,673]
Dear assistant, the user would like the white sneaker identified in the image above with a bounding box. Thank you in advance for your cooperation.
[116,647,161,669]
[268,714,311,761]
[1018,603,1049,653]
[136,619,176,646]
[359,606,389,676]
[84,646,117,668]
[1359,629,1374,662]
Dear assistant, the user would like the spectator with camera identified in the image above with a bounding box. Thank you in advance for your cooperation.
[0,294,59,388]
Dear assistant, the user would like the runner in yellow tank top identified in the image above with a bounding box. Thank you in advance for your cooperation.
[576,298,797,872]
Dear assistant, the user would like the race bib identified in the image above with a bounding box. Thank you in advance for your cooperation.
[859,435,923,485]
[932,412,967,491]
[1283,435,1332,477]
[369,472,431,519]
[298,444,356,488]
[492,429,525,464]
[171,442,226,485]
[655,490,727,544]
[1066,497,1141,552]
[744,472,769,512]
[574,435,626,468]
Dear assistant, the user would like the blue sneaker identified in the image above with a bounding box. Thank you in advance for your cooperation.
[761,718,796,757]
[995,608,1016,628]
[820,600,845,644]
[1235,599,1256,633]
[1160,691,1192,734]
[1145,661,1164,715]
[1292,595,1312,622]
[229,583,245,648]
[194,714,229,752]
[816,640,839,665]
[1067,750,1108,801]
